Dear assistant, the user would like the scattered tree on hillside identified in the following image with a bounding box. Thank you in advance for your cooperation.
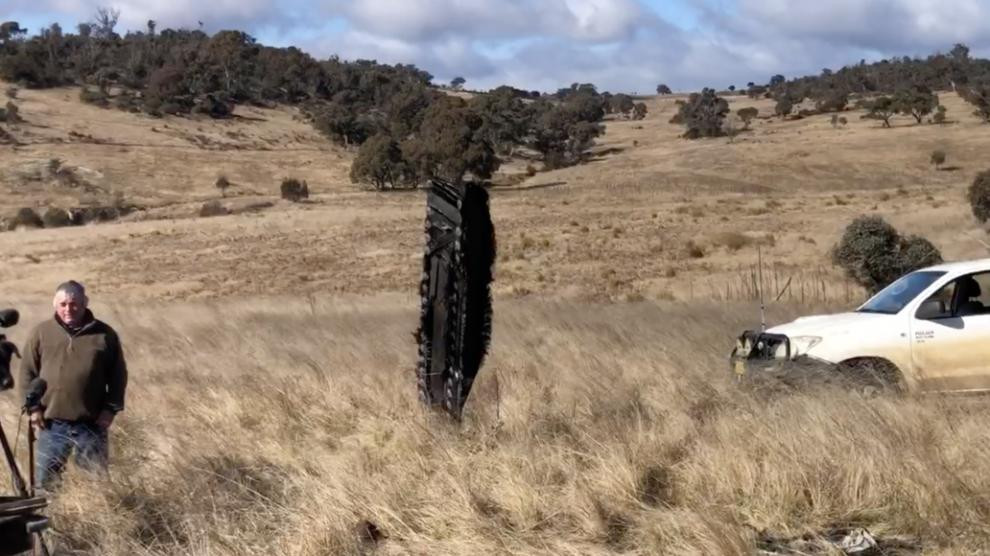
[0,101,20,123]
[832,215,942,293]
[930,150,946,170]
[815,89,848,112]
[309,101,380,147]
[531,100,604,168]
[737,106,758,129]
[350,133,410,189]
[632,102,647,120]
[769,74,786,88]
[865,96,897,127]
[0,21,26,43]
[774,96,794,118]
[91,7,120,39]
[959,83,990,122]
[933,105,948,124]
[215,175,231,197]
[450,76,465,90]
[384,86,434,139]
[968,170,990,223]
[734,42,990,116]
[677,88,729,139]
[469,86,529,155]
[747,84,768,99]
[402,96,498,183]
[609,93,634,118]
[656,84,672,95]
[895,85,938,123]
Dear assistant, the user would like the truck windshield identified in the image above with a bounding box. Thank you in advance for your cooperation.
[857,270,946,314]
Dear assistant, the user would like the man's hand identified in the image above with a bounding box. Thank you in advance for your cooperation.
[96,410,115,430]
[29,410,45,430]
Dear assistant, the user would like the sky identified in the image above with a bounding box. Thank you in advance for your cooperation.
[2,0,990,94]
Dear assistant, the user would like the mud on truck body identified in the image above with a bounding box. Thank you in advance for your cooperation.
[731,258,990,393]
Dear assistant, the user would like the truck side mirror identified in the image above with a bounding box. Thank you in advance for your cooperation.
[916,299,947,320]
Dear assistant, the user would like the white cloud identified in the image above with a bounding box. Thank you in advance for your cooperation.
[326,0,647,42]
[3,0,990,92]
[704,0,990,69]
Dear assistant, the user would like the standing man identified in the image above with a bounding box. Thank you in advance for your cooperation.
[19,280,128,488]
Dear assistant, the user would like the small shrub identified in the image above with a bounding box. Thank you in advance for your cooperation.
[42,208,72,228]
[737,107,758,130]
[685,240,705,259]
[79,88,109,107]
[160,102,184,115]
[775,97,794,118]
[199,200,228,217]
[526,164,537,177]
[713,231,752,251]
[832,215,942,293]
[215,175,231,197]
[968,170,990,223]
[12,208,43,230]
[838,116,848,126]
[933,105,947,125]
[280,178,309,202]
[631,102,647,120]
[4,87,17,100]
[930,150,946,170]
[0,101,20,123]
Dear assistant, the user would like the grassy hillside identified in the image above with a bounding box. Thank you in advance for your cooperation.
[1,83,988,302]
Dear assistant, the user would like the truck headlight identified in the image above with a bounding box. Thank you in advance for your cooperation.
[789,336,823,356]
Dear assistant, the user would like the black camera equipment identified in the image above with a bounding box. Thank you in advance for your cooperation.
[0,309,51,556]
[0,310,19,392]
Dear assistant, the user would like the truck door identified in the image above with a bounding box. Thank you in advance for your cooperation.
[910,272,990,392]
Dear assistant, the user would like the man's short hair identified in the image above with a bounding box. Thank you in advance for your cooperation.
[55,280,86,299]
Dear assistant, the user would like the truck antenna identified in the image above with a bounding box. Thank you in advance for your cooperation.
[758,244,766,332]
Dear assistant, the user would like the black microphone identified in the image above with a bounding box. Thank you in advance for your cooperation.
[25,378,47,411]
[0,309,18,328]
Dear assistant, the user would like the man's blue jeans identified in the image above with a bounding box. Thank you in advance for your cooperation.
[36,419,108,489]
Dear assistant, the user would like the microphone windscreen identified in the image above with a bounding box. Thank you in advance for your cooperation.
[0,309,18,328]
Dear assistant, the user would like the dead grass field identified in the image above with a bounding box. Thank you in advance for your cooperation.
[1,298,989,554]
[2,82,990,554]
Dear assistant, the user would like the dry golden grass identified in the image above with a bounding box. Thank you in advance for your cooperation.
[0,298,988,554]
[3,83,990,554]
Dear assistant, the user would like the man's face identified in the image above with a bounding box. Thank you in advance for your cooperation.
[54,292,87,326]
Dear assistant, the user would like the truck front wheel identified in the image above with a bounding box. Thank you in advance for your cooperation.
[837,358,905,394]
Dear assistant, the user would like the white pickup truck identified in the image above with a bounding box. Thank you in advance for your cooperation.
[731,258,990,392]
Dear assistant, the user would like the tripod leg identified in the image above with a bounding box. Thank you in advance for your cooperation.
[0,419,27,496]
[28,424,35,496]
[33,531,51,556]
